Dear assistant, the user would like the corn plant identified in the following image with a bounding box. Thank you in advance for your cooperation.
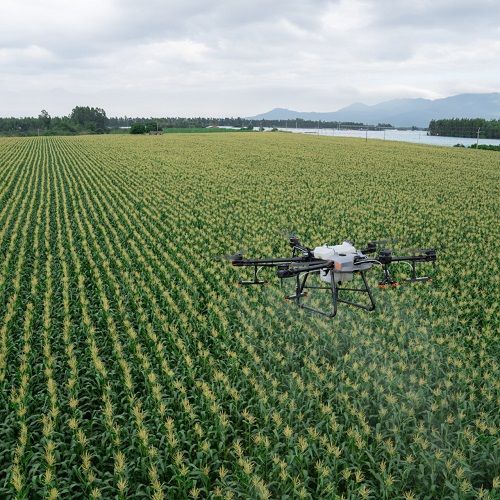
[0,134,497,498]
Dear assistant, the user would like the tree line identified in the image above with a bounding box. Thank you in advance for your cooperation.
[3,107,499,138]
[113,116,394,131]
[0,107,108,136]
[0,108,394,136]
[428,118,500,139]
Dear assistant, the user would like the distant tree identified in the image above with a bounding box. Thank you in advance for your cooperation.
[144,122,159,133]
[38,109,51,129]
[428,118,500,139]
[130,123,146,134]
[70,106,108,133]
[469,144,500,151]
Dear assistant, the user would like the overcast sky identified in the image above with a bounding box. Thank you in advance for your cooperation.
[1,0,499,117]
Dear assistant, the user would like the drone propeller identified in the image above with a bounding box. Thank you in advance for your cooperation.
[278,227,298,238]
[224,252,244,261]
[276,227,307,252]
[398,247,430,255]
[370,237,398,246]
[212,248,247,262]
[278,226,306,242]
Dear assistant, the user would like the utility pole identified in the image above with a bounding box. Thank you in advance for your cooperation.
[317,120,320,135]
[365,129,368,142]
[476,127,481,148]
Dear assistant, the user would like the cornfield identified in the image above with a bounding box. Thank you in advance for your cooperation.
[0,134,498,499]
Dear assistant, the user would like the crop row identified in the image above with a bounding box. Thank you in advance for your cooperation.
[0,134,497,498]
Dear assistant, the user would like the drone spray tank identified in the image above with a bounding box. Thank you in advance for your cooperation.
[313,241,374,284]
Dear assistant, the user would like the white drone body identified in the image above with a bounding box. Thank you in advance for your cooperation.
[312,241,373,283]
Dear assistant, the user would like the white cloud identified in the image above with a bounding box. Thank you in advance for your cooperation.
[0,45,55,65]
[0,1,117,47]
[0,0,498,116]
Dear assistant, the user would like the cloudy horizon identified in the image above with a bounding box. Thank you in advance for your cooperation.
[1,0,499,117]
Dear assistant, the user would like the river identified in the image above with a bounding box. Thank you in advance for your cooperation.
[275,127,500,147]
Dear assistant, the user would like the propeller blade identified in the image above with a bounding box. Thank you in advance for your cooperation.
[224,252,244,261]
[399,247,427,255]
[212,249,246,261]
[277,227,299,240]
[371,237,398,246]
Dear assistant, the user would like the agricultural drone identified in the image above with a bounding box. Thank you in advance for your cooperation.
[226,236,436,318]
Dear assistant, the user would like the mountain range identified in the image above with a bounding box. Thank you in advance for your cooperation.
[248,93,500,128]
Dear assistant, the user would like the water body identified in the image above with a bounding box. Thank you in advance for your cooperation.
[276,127,500,148]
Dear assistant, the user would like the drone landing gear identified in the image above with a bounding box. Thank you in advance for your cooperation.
[378,261,433,287]
[238,265,266,285]
[288,270,376,317]
[404,260,432,283]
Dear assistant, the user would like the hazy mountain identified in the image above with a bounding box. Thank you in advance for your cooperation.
[248,93,500,128]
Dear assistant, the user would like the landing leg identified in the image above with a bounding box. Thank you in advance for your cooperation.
[337,271,376,311]
[404,261,431,283]
[239,265,266,285]
[285,270,375,318]
[284,272,308,303]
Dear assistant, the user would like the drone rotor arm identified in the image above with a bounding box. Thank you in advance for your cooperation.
[388,249,436,264]
[375,248,437,284]
[276,260,331,278]
[231,255,313,267]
